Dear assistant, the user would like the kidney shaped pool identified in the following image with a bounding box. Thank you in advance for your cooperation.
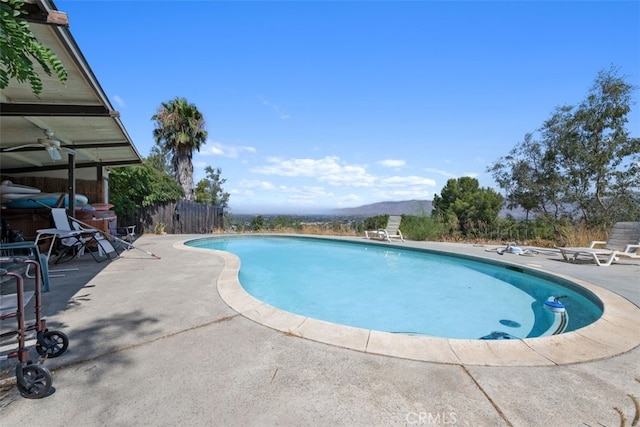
[186,236,603,340]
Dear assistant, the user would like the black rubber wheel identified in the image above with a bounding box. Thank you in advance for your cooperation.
[36,330,69,358]
[16,364,53,399]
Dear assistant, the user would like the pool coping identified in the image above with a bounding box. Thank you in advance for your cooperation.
[176,236,640,367]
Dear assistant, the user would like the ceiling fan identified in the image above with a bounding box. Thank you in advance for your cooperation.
[2,130,88,161]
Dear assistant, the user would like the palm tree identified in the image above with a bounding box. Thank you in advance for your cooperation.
[152,97,207,200]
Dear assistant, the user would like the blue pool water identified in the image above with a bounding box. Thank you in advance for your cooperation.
[186,236,603,339]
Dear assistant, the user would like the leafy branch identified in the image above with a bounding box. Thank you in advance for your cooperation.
[0,0,67,94]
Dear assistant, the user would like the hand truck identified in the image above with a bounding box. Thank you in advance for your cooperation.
[1,257,69,398]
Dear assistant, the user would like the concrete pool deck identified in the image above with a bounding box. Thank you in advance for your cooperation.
[1,234,639,425]
[197,235,640,367]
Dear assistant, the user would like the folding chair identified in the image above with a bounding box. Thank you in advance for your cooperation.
[36,208,117,264]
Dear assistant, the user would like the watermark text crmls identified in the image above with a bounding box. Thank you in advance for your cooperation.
[405,411,457,425]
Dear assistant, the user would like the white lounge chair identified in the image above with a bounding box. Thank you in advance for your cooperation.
[36,208,117,263]
[557,222,640,266]
[365,215,405,242]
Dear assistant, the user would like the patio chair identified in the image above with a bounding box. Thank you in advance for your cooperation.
[36,208,117,264]
[116,225,136,243]
[365,215,405,242]
[557,222,640,266]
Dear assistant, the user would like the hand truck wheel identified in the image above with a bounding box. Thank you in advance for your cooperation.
[36,330,69,358]
[16,363,53,399]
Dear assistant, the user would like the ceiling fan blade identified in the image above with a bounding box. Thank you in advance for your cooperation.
[3,130,94,163]
[2,144,42,152]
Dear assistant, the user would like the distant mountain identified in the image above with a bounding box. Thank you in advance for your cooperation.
[331,199,528,219]
[331,200,433,216]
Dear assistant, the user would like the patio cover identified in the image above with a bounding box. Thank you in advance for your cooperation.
[0,0,142,182]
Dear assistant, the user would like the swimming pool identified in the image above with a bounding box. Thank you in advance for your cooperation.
[185,236,603,340]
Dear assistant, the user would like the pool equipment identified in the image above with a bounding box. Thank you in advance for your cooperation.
[498,243,525,255]
[544,296,567,313]
[480,331,519,340]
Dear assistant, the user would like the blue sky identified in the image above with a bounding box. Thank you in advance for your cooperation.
[56,1,639,214]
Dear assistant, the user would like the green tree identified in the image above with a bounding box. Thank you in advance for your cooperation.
[489,66,639,227]
[146,143,172,175]
[152,97,208,201]
[250,215,265,231]
[194,166,230,207]
[271,215,301,231]
[109,163,184,219]
[397,215,444,241]
[363,215,390,232]
[432,177,504,236]
[488,132,565,225]
[0,0,67,94]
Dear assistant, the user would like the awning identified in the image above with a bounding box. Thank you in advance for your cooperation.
[0,0,142,179]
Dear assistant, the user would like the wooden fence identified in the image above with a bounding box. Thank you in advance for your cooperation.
[127,200,224,235]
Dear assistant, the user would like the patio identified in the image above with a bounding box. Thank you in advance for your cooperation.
[1,234,638,425]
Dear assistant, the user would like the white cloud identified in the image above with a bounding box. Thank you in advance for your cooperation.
[283,186,334,204]
[333,193,364,206]
[373,188,436,201]
[202,142,256,158]
[232,181,337,209]
[424,167,457,178]
[230,180,276,198]
[237,180,276,191]
[233,157,442,209]
[251,156,377,187]
[378,175,436,188]
[370,175,437,201]
[378,159,406,168]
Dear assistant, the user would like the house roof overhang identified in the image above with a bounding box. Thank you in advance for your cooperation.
[0,0,143,178]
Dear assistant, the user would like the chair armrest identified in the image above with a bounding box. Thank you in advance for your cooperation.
[623,244,640,253]
[589,240,607,248]
[0,241,39,250]
[37,228,82,238]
